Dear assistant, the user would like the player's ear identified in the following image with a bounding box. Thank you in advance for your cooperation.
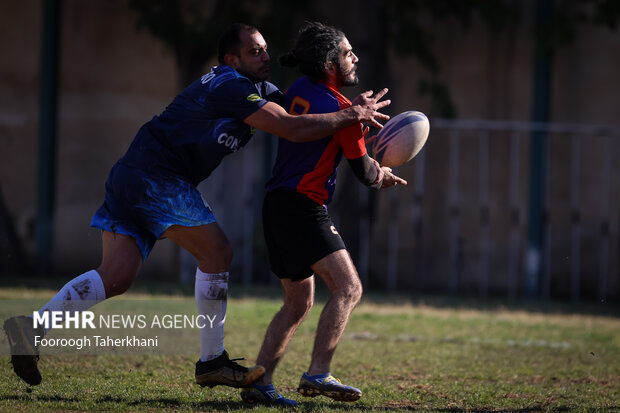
[325,61,336,75]
[224,54,240,69]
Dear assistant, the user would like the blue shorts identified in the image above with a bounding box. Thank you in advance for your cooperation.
[91,162,216,260]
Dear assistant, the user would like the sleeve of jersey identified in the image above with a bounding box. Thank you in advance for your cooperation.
[337,123,367,159]
[213,78,268,119]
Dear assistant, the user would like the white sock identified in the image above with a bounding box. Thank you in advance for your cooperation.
[35,269,106,334]
[195,268,228,362]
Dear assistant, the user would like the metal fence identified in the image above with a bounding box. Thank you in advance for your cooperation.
[190,120,619,301]
[354,119,619,301]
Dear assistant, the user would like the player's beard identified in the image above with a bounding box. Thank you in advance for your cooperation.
[336,61,359,87]
[238,63,270,83]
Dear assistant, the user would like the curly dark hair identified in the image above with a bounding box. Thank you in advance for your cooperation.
[279,21,345,81]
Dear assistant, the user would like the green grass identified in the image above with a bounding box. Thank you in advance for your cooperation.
[0,283,618,412]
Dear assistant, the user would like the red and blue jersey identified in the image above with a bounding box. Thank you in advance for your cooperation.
[265,76,366,205]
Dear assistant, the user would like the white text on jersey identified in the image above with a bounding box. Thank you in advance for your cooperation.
[217,133,239,151]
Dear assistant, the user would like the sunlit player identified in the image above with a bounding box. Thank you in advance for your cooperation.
[241,22,406,407]
[3,23,391,389]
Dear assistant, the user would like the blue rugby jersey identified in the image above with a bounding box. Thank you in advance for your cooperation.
[265,76,366,205]
[119,65,281,186]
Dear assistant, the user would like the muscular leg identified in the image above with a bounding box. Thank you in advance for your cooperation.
[256,277,314,385]
[38,230,142,320]
[5,230,142,386]
[165,222,233,359]
[97,230,143,297]
[163,222,232,273]
[166,222,233,363]
[165,222,262,387]
[307,249,363,375]
[97,222,230,299]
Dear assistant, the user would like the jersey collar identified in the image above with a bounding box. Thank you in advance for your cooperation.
[320,80,352,106]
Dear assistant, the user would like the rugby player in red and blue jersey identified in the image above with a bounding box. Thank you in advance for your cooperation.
[242,22,406,407]
[3,23,391,391]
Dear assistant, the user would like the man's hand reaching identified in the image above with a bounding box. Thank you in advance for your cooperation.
[369,157,408,189]
[349,88,391,129]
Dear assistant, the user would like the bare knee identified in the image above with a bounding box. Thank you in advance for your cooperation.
[349,281,363,304]
[219,241,233,269]
[197,238,233,272]
[284,295,314,322]
[107,281,132,297]
[334,280,363,307]
[96,267,138,298]
[99,231,142,297]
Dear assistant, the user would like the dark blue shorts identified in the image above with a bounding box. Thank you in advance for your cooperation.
[91,162,216,260]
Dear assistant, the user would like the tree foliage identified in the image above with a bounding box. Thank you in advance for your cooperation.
[128,0,255,89]
[128,0,318,89]
[381,0,619,117]
[381,0,519,117]
[129,0,620,114]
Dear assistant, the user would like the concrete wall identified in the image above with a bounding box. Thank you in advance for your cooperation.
[1,1,619,298]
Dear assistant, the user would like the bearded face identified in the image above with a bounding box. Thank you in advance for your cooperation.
[333,37,359,87]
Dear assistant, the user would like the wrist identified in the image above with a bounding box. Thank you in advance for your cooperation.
[371,177,383,189]
[345,106,362,123]
[371,168,383,189]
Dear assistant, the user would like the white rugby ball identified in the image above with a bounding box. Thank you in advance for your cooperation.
[371,111,430,167]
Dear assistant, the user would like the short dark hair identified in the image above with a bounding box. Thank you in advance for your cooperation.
[279,21,345,81]
[218,23,258,64]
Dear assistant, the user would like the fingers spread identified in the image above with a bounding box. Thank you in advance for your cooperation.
[372,88,388,101]
[373,112,390,120]
[368,118,383,129]
[375,99,391,109]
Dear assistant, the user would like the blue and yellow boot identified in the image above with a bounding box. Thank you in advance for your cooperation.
[241,383,299,407]
[297,372,362,402]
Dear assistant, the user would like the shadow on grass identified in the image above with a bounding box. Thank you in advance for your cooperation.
[0,393,247,410]
[1,274,618,318]
[298,400,620,412]
[1,392,618,412]
[97,395,248,410]
[0,394,81,403]
[431,408,620,413]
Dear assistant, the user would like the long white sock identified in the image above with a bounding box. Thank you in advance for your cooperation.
[195,268,228,362]
[36,269,107,334]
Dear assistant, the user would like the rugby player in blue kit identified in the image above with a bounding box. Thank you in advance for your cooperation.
[3,23,391,390]
[241,22,407,406]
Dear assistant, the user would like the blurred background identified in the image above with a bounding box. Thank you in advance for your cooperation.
[1,0,619,301]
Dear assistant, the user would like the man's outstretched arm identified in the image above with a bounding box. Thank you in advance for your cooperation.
[244,89,391,143]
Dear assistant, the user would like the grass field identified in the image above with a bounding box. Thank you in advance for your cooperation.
[0,282,618,412]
